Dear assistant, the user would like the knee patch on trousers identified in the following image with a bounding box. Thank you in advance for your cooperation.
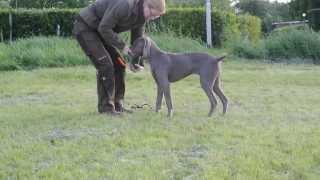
[96,56,113,67]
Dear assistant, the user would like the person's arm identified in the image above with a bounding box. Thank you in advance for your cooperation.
[131,25,145,44]
[97,3,129,51]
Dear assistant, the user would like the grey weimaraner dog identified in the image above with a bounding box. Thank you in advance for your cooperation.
[130,36,228,117]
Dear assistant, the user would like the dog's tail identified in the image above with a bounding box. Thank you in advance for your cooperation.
[217,55,226,62]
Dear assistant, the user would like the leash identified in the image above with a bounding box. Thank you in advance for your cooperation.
[130,103,153,110]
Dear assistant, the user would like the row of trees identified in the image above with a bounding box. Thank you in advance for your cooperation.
[235,0,291,32]
[168,0,319,32]
[235,0,319,31]
[0,0,319,31]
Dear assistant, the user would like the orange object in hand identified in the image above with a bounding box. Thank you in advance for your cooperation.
[116,57,127,68]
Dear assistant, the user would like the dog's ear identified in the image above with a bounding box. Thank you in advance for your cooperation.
[217,55,227,62]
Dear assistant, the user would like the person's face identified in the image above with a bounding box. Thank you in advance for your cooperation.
[143,3,163,21]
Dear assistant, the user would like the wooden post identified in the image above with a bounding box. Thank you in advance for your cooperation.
[0,29,3,42]
[57,24,61,36]
[9,12,12,43]
[206,0,212,47]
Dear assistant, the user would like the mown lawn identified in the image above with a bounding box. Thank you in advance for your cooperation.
[1,59,320,179]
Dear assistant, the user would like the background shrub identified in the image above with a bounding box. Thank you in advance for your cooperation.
[265,28,320,63]
[230,38,266,59]
[231,27,320,64]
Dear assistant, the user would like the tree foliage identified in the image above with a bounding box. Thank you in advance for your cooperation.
[289,0,309,19]
[0,0,10,8]
[308,0,320,31]
[167,0,233,11]
[236,0,290,32]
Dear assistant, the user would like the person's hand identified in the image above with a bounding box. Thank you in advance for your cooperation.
[129,63,144,73]
[122,45,133,56]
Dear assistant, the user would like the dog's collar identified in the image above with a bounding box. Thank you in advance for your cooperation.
[142,37,151,60]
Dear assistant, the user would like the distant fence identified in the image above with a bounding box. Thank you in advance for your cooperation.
[271,20,309,30]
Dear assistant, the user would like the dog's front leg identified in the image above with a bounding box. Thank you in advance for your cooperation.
[155,71,173,118]
[161,82,173,118]
[155,85,163,112]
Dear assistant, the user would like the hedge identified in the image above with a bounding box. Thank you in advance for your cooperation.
[0,8,77,39]
[0,8,261,46]
[230,27,320,64]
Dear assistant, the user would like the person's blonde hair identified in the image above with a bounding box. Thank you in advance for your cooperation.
[146,0,166,14]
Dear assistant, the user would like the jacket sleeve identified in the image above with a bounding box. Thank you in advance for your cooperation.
[98,2,129,50]
[130,25,145,45]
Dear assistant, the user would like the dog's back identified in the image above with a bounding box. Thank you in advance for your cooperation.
[161,52,223,82]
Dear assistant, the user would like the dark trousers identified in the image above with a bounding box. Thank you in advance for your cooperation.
[73,19,125,113]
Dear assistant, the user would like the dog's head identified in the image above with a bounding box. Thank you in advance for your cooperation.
[130,36,151,60]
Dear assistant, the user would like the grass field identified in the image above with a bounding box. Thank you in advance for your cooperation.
[1,58,320,179]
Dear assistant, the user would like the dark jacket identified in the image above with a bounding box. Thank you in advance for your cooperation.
[79,0,146,50]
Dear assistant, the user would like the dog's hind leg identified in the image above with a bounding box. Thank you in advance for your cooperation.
[213,75,228,114]
[200,76,217,117]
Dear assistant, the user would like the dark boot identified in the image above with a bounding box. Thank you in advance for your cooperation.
[114,59,133,113]
[97,71,109,113]
[96,69,122,116]
[102,44,132,114]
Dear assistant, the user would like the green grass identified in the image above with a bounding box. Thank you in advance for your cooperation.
[0,33,222,71]
[0,36,88,71]
[1,60,320,179]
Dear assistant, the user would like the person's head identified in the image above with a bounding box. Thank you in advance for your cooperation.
[143,0,166,21]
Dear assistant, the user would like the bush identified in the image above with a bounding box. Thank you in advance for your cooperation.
[148,8,261,46]
[230,38,266,59]
[265,28,320,63]
[238,14,262,43]
[0,8,261,46]
[0,8,78,40]
[231,27,320,64]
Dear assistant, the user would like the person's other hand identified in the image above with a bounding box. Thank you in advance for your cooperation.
[129,63,144,73]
